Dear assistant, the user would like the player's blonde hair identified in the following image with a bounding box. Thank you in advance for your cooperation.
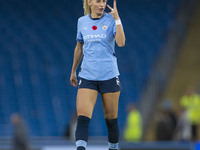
[83,0,91,15]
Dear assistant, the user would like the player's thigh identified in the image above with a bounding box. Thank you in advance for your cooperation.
[76,88,98,119]
[101,91,120,119]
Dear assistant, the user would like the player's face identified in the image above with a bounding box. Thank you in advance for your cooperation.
[89,0,107,17]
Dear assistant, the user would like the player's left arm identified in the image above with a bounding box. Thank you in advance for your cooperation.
[107,0,126,47]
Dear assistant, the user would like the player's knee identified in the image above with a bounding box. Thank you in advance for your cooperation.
[104,111,117,119]
[77,112,92,119]
[77,108,93,119]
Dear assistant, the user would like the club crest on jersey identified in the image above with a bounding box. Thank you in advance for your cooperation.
[102,25,108,30]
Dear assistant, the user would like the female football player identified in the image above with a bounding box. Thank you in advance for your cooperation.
[70,0,125,149]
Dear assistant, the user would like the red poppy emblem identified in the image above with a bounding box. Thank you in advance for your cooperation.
[92,25,97,30]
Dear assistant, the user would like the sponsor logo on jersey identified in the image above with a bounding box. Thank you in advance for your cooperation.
[102,25,108,30]
[83,34,107,40]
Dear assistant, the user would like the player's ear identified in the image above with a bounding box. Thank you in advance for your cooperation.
[87,0,91,6]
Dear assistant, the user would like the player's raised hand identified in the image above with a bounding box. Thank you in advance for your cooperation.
[107,0,120,20]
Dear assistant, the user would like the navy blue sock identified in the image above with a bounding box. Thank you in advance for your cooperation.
[105,118,119,150]
[77,146,85,150]
[75,115,90,150]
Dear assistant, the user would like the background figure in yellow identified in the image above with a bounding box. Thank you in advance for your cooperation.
[180,85,200,141]
[123,103,142,142]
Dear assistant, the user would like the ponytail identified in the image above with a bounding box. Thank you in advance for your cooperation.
[83,0,91,15]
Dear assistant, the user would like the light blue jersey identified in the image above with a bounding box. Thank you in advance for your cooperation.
[77,12,120,81]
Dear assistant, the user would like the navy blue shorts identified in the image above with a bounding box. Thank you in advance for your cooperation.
[78,77,122,94]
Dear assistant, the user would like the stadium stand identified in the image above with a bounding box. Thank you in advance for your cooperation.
[0,0,181,136]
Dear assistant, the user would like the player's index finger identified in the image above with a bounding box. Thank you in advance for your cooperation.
[107,4,113,10]
[114,0,117,8]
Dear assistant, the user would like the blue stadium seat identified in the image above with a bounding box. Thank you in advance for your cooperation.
[0,0,181,136]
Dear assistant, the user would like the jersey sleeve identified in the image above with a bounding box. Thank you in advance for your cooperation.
[76,19,84,43]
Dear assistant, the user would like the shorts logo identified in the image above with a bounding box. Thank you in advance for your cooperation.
[79,79,82,85]
[116,77,120,86]
[102,25,108,30]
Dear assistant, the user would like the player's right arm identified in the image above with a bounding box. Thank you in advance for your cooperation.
[70,42,84,87]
